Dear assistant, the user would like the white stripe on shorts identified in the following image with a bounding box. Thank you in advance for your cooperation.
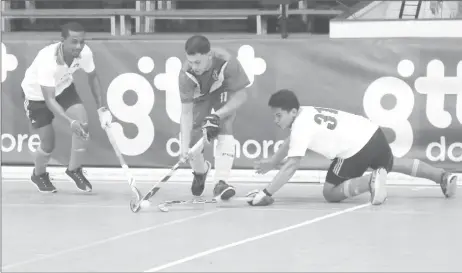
[23,99,30,118]
[333,158,344,175]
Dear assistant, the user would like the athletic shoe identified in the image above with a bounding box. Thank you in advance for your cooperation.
[31,169,57,193]
[440,172,457,198]
[66,167,92,192]
[369,168,387,205]
[191,160,211,196]
[213,180,236,201]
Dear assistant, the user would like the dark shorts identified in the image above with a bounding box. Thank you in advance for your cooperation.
[190,90,231,146]
[325,128,394,186]
[23,84,82,129]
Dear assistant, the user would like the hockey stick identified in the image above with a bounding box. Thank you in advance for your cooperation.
[129,137,206,213]
[105,126,142,203]
[157,196,253,212]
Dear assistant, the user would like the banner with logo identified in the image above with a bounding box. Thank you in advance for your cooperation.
[1,38,461,171]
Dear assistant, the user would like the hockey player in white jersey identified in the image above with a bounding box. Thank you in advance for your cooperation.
[21,22,112,193]
[248,89,457,206]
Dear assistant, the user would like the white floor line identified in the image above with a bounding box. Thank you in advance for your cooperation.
[2,210,222,271]
[144,203,371,272]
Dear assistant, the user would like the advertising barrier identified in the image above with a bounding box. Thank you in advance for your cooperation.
[1,38,461,171]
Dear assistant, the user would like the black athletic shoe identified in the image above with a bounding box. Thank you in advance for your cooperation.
[191,161,212,196]
[31,169,57,193]
[66,167,92,192]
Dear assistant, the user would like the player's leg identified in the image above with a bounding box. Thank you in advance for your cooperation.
[209,91,237,200]
[189,99,212,196]
[366,128,394,204]
[391,157,456,198]
[323,158,370,203]
[212,112,237,200]
[23,98,57,193]
[371,127,456,198]
[323,129,389,205]
[58,85,92,192]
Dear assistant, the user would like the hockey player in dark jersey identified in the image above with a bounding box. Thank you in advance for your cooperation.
[178,35,251,200]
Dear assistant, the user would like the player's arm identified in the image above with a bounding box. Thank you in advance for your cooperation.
[272,136,291,165]
[265,156,302,194]
[87,71,103,108]
[248,156,301,206]
[81,48,103,108]
[255,136,290,174]
[41,86,74,124]
[179,71,196,155]
[249,123,310,206]
[37,61,74,124]
[81,47,112,129]
[214,58,250,119]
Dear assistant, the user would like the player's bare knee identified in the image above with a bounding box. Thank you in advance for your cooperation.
[219,114,236,135]
[322,183,344,203]
[323,190,341,203]
[66,103,88,124]
[40,141,55,154]
[35,126,55,153]
[38,133,55,153]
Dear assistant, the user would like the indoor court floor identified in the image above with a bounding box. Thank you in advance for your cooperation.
[2,175,462,272]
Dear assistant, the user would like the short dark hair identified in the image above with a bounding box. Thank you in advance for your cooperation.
[61,22,85,39]
[185,35,211,55]
[268,89,300,111]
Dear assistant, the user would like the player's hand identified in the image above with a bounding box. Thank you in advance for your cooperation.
[97,107,113,130]
[70,120,89,140]
[202,114,220,144]
[246,189,274,206]
[254,158,277,174]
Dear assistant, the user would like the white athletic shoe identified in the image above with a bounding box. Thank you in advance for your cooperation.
[440,172,457,198]
[370,168,388,205]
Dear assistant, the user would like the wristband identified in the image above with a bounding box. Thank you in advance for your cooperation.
[263,188,272,197]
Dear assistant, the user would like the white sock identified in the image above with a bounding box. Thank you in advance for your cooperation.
[213,135,236,184]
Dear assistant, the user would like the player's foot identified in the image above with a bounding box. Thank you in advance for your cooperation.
[440,172,457,198]
[66,167,92,192]
[191,160,211,196]
[31,169,57,193]
[369,168,387,205]
[213,180,236,201]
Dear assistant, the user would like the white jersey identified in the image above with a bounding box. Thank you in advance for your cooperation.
[21,42,95,101]
[287,106,379,160]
